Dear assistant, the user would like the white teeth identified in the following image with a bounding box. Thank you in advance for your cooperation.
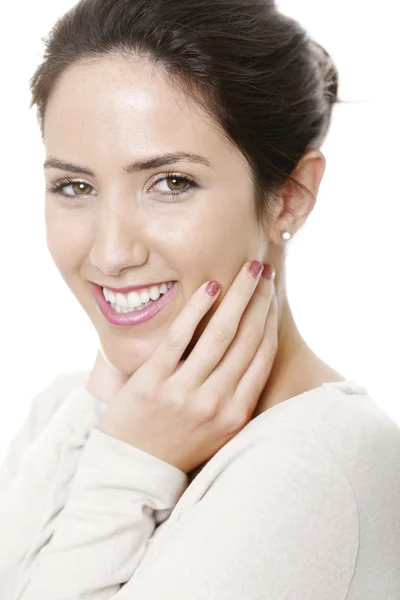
[140,289,150,304]
[102,281,174,311]
[115,293,128,308]
[127,291,143,308]
[113,301,153,314]
[149,285,161,301]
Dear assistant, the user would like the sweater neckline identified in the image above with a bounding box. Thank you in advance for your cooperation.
[244,378,370,433]
[321,379,369,395]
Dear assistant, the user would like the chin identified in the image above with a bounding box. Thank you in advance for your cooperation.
[100,340,152,376]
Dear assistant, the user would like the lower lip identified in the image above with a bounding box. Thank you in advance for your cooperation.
[89,282,179,326]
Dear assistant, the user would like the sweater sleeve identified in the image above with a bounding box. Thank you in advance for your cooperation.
[14,402,189,600]
[0,375,62,496]
[0,371,92,497]
[0,385,107,598]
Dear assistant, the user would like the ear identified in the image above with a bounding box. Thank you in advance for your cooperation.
[268,149,326,245]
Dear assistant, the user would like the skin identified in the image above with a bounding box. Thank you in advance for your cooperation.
[43,53,345,423]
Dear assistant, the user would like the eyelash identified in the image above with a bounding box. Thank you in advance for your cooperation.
[45,172,200,200]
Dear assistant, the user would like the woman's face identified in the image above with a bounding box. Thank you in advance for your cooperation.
[43,54,270,374]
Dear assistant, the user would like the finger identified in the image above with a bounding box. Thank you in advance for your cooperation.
[229,292,278,423]
[174,261,265,389]
[150,280,222,380]
[204,273,275,394]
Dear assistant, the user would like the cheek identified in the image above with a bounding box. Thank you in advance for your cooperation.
[165,202,250,264]
[192,219,251,269]
[45,201,90,274]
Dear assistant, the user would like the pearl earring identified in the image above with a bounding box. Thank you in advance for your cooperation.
[281,231,291,241]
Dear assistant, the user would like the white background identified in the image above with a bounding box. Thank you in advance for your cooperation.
[0,0,399,462]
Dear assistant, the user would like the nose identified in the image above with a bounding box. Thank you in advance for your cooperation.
[89,204,149,275]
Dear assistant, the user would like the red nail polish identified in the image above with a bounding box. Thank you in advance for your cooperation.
[248,261,263,279]
[205,281,221,297]
[262,264,276,281]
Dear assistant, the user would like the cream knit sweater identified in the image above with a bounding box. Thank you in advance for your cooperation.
[0,371,399,599]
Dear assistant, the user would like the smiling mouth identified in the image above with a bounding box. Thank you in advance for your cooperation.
[102,281,175,313]
[89,280,179,327]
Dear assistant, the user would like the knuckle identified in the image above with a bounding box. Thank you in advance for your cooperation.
[162,381,185,408]
[244,325,262,347]
[166,327,185,351]
[211,324,236,347]
[222,406,247,433]
[142,380,162,403]
[165,394,184,413]
[192,399,219,424]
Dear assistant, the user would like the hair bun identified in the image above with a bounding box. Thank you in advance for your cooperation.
[309,40,339,105]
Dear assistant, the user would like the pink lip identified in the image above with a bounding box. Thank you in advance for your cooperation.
[89,282,179,326]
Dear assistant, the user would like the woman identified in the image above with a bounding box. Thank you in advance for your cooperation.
[1,0,399,598]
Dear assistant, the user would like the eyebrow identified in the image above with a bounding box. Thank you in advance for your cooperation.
[43,152,213,176]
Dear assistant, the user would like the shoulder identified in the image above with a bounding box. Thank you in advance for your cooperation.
[241,380,400,465]
[295,381,400,478]
[305,382,400,507]
[186,416,360,595]
[202,380,400,520]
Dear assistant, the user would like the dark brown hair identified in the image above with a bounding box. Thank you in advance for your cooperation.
[30,0,343,226]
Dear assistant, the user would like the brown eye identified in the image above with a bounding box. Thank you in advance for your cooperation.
[71,182,93,195]
[46,178,95,198]
[150,173,198,199]
[165,176,187,191]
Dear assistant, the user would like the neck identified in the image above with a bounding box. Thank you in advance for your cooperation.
[252,282,345,418]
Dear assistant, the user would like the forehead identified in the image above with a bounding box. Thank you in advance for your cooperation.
[44,54,225,156]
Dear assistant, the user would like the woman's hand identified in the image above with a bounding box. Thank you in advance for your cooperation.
[96,261,278,474]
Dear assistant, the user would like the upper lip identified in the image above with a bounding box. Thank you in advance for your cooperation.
[93,281,175,294]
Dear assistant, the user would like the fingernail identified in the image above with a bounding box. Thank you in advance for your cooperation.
[262,263,276,281]
[205,280,221,297]
[248,260,263,279]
